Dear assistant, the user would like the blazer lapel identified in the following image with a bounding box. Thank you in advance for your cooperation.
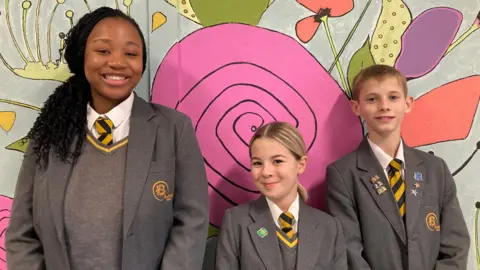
[122,95,157,236]
[404,145,426,238]
[48,136,77,268]
[356,138,407,245]
[248,196,283,270]
[296,202,322,270]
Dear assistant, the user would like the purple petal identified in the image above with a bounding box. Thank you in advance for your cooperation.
[395,7,462,79]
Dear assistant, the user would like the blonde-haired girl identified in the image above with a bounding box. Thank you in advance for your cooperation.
[216,121,347,270]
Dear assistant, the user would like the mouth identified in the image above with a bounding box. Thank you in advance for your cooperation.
[375,116,395,121]
[101,74,130,87]
[262,182,279,188]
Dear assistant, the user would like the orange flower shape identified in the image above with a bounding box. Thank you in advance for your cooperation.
[401,76,480,147]
[296,0,354,43]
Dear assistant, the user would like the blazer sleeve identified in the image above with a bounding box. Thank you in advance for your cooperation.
[434,159,470,270]
[160,117,209,270]
[215,208,240,270]
[326,164,372,270]
[332,217,348,270]
[5,142,45,270]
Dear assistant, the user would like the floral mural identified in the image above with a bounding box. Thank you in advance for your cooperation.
[0,0,479,269]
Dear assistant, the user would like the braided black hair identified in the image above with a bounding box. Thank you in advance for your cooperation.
[27,6,147,165]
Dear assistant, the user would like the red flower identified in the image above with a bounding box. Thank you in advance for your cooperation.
[295,0,354,43]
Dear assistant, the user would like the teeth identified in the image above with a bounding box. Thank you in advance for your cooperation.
[105,75,126,81]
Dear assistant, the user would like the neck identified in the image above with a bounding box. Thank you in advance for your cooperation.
[91,91,129,114]
[367,131,401,157]
[91,100,118,114]
[271,191,297,212]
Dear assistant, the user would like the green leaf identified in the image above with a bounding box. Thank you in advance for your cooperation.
[347,36,375,91]
[190,0,270,26]
[208,223,220,238]
[5,137,29,153]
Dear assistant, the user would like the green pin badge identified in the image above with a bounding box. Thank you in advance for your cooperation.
[257,227,268,238]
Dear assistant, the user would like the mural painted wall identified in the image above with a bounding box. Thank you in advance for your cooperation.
[1,0,479,269]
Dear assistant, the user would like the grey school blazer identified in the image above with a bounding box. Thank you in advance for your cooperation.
[326,137,470,270]
[215,195,347,270]
[6,94,209,270]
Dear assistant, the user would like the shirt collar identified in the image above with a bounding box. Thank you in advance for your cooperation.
[367,136,405,170]
[87,91,134,131]
[266,193,300,226]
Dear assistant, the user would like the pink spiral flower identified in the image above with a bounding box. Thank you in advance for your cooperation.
[0,195,13,269]
[151,23,363,227]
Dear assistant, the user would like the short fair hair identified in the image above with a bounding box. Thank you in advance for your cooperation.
[352,64,407,101]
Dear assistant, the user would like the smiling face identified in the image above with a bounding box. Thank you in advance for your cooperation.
[84,17,144,113]
[250,137,307,204]
[351,76,413,140]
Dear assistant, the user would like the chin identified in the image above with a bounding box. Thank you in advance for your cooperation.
[373,127,400,137]
[102,88,132,101]
[264,191,286,202]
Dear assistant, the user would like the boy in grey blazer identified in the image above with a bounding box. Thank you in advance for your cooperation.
[216,121,347,270]
[326,65,470,270]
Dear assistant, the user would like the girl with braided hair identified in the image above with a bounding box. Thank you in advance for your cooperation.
[6,6,209,270]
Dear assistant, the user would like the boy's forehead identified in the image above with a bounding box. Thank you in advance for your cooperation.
[360,76,404,95]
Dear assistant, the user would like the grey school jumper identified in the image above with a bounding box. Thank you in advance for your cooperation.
[64,132,128,270]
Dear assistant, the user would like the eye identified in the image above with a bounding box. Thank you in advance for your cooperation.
[273,159,284,164]
[96,49,109,55]
[126,52,138,57]
[366,97,375,102]
[390,95,399,100]
[251,161,262,166]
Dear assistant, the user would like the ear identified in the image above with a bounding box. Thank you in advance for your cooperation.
[297,156,308,175]
[349,99,361,116]
[405,95,414,113]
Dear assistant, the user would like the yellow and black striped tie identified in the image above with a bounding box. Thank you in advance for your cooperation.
[388,158,405,218]
[95,117,113,146]
[279,212,295,239]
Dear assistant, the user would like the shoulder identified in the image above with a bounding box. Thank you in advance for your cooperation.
[408,147,446,168]
[329,150,358,170]
[143,102,196,139]
[220,200,264,231]
[325,149,359,184]
[224,201,255,221]
[304,205,340,230]
[149,103,192,125]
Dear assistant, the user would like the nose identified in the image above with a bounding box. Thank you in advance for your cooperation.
[261,163,273,178]
[379,97,390,111]
[107,51,127,69]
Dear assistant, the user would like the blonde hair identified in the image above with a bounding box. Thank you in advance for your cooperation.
[352,64,408,101]
[248,121,309,201]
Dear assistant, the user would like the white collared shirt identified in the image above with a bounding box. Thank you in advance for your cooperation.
[266,193,300,232]
[86,92,134,143]
[367,137,406,183]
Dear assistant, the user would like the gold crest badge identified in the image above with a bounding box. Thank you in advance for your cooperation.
[152,181,174,201]
[426,212,440,232]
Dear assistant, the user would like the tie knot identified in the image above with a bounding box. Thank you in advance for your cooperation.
[279,212,295,228]
[95,117,113,134]
[388,158,402,172]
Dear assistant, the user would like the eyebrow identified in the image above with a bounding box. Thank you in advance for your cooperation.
[365,90,400,96]
[388,90,402,94]
[251,154,286,160]
[92,38,141,48]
